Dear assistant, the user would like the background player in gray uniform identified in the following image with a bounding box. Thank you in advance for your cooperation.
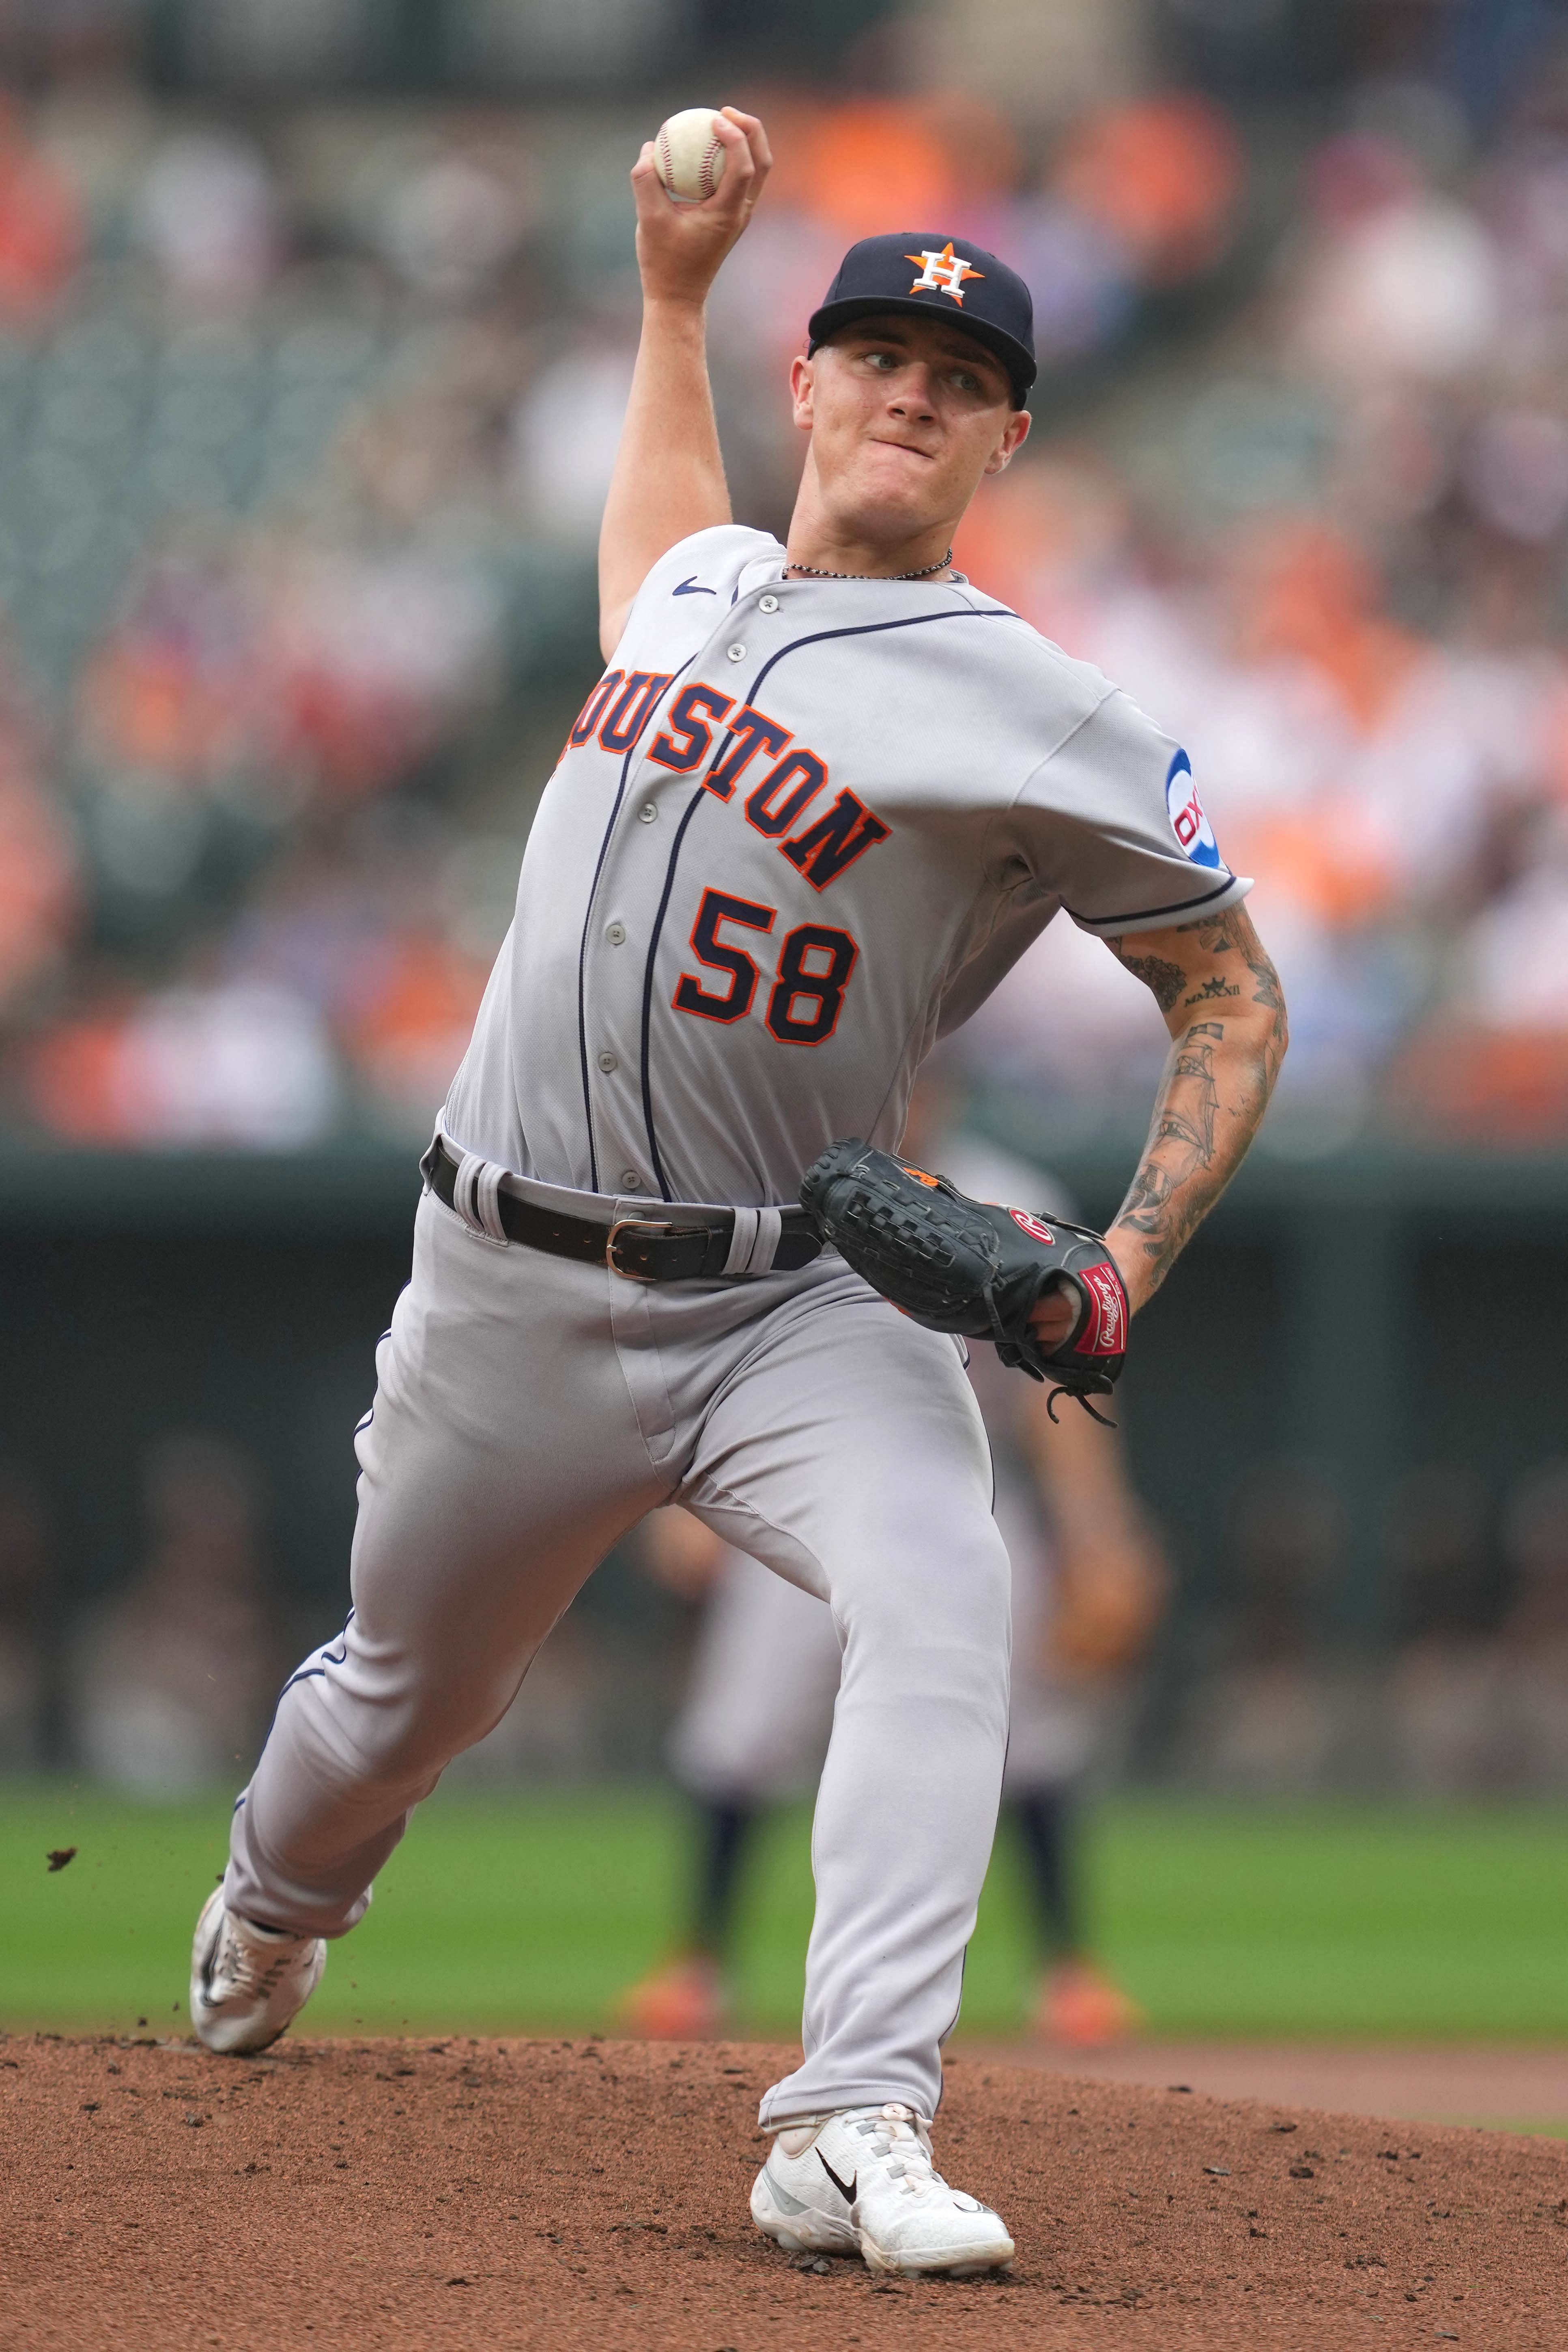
[622,1082,1168,2048]
[187,107,1288,2278]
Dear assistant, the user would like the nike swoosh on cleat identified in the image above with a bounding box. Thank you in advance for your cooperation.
[817,2152,857,2205]
[673,577,715,596]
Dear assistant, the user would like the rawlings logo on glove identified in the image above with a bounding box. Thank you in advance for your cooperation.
[800,1138,1128,1423]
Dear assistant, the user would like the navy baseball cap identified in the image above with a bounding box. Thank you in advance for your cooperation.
[807,231,1036,407]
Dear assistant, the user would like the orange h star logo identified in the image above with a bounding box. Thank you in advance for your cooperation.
[905,242,984,305]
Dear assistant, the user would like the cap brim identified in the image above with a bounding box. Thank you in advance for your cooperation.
[806,294,1035,404]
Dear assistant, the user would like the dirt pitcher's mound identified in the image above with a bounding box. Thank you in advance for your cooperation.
[4,2036,1568,2351]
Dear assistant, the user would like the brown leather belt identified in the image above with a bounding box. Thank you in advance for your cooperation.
[426,1139,823,1283]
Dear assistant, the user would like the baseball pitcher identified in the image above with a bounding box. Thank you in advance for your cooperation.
[189,108,1287,2279]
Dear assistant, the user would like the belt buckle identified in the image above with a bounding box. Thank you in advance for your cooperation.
[606,1216,669,1282]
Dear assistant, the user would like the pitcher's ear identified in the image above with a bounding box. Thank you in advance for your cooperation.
[789,350,816,432]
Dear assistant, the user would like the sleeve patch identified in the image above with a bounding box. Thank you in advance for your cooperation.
[1165,749,1222,871]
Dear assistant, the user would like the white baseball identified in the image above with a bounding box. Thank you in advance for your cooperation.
[653,108,727,204]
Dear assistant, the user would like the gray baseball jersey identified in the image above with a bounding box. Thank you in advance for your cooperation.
[445,523,1251,1206]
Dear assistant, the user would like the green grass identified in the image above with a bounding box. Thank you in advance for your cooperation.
[5,1785,1568,2040]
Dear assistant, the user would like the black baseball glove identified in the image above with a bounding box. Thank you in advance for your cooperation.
[800,1137,1129,1422]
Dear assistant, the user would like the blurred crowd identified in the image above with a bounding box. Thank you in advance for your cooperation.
[1175,1453,1568,1793]
[0,4,1557,1148]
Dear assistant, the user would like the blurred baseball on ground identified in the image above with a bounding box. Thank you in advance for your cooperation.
[654,109,727,202]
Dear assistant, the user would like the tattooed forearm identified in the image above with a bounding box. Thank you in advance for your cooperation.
[1108,993,1283,1305]
[1115,1029,1222,1281]
[1095,902,1287,1307]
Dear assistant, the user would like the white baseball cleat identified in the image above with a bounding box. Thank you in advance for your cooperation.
[751,2100,1015,2277]
[189,1888,326,2055]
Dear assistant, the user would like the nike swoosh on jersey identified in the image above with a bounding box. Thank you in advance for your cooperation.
[817,2152,857,2205]
[673,576,716,596]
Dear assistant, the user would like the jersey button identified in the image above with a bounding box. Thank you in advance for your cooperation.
[605,921,626,945]
[637,802,658,822]
[597,1050,618,1073]
[726,642,746,662]
[620,1171,642,1190]
[758,594,779,614]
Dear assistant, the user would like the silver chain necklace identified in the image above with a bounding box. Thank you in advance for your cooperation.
[785,547,953,582]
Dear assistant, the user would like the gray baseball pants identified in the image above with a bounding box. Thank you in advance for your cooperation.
[225,1176,1012,2126]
